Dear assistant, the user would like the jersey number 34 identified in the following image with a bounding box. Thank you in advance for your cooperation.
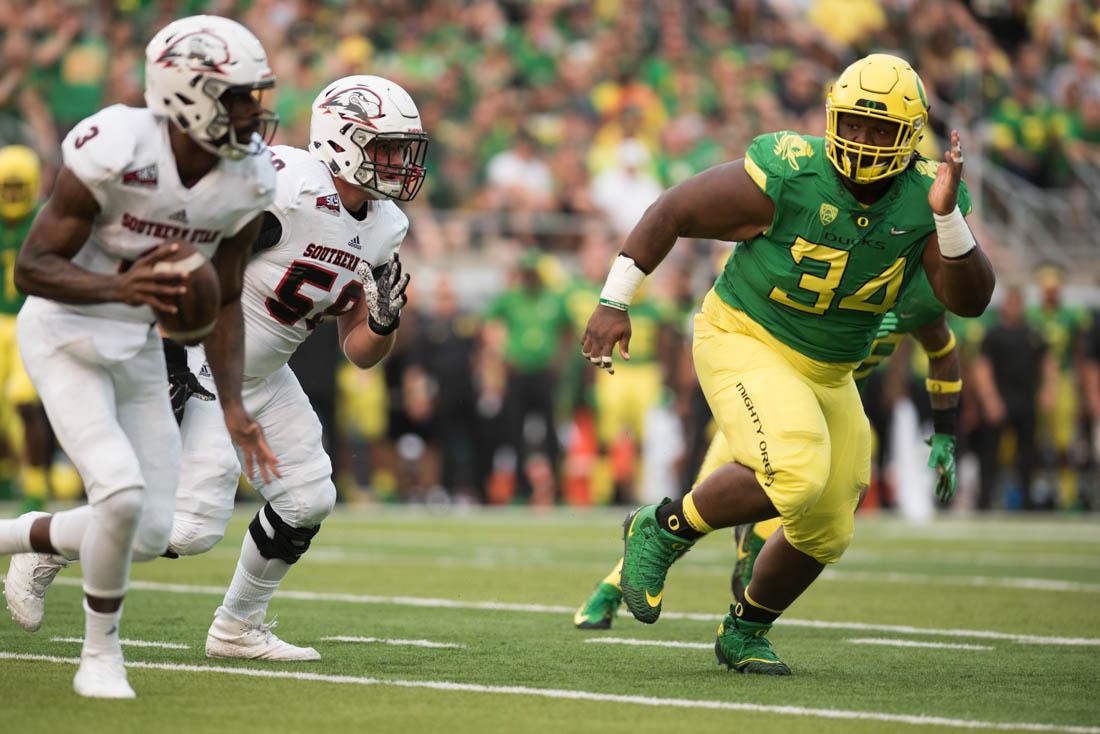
[266,260,362,330]
[769,237,906,316]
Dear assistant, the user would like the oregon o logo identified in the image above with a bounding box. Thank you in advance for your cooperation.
[856,216,870,228]
[668,515,680,531]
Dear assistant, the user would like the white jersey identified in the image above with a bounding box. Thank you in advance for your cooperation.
[23,104,275,346]
[240,145,408,379]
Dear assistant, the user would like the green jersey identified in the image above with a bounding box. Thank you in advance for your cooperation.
[853,268,947,386]
[1027,304,1088,373]
[485,287,571,373]
[714,131,972,363]
[0,208,37,315]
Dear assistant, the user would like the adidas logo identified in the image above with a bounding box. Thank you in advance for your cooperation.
[168,209,188,223]
[199,364,211,378]
[347,235,361,250]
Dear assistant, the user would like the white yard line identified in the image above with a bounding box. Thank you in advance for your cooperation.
[49,636,189,650]
[320,636,464,649]
[39,576,1099,647]
[818,569,1100,594]
[847,638,994,651]
[584,638,711,650]
[1,652,1096,734]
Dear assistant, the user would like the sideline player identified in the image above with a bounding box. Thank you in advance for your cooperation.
[0,145,52,514]
[575,269,963,628]
[0,15,279,698]
[162,74,425,660]
[579,54,993,674]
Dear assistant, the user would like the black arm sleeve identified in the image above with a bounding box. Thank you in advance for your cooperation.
[251,211,283,256]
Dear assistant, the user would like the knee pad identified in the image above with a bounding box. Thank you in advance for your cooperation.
[93,488,144,531]
[167,515,227,557]
[132,509,174,562]
[249,503,320,565]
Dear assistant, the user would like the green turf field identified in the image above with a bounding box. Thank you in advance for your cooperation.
[2,506,1098,733]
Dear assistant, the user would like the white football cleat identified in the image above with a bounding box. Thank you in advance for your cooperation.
[73,653,135,699]
[205,612,320,661]
[4,552,68,632]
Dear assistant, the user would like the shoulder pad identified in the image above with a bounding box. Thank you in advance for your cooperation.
[61,105,143,203]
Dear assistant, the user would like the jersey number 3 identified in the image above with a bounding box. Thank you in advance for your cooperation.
[266,260,362,330]
[769,237,906,316]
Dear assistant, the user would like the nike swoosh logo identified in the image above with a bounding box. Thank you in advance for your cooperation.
[890,227,913,235]
[627,512,642,538]
[645,589,663,607]
[573,609,589,626]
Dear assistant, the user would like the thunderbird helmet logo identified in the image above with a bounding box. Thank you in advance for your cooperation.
[156,30,231,74]
[819,203,838,226]
[318,87,384,128]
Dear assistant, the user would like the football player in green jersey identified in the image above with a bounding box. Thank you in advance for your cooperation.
[578,53,993,674]
[576,269,963,630]
[0,145,51,514]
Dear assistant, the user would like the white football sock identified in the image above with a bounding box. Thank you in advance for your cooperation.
[219,517,290,624]
[82,598,123,659]
[80,489,142,599]
[0,511,47,555]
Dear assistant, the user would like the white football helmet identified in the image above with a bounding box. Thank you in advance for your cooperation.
[309,75,428,201]
[145,15,277,160]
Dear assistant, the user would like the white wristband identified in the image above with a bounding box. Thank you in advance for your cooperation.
[933,205,976,259]
[599,254,647,311]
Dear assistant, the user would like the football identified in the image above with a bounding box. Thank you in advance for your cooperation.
[153,240,221,346]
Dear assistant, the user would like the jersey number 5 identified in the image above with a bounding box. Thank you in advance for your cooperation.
[266,260,362,329]
[769,237,906,316]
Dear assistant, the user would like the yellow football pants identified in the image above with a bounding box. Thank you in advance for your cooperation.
[691,290,871,564]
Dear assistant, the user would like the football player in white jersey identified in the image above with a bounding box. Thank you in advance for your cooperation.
[161,74,426,660]
[0,15,280,698]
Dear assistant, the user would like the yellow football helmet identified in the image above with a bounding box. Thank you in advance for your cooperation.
[825,54,929,184]
[0,145,41,222]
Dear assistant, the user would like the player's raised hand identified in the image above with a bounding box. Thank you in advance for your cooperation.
[223,403,281,484]
[356,253,409,336]
[581,304,631,375]
[117,242,188,312]
[928,129,964,216]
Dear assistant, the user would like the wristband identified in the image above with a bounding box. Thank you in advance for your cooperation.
[598,254,647,311]
[933,206,976,259]
[924,329,957,360]
[926,378,962,394]
[931,407,959,436]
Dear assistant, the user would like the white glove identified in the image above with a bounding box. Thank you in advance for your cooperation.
[355,252,409,336]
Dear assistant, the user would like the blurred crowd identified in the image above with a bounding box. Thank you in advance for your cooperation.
[0,0,1098,511]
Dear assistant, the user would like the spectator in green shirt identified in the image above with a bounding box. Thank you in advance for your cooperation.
[484,250,573,503]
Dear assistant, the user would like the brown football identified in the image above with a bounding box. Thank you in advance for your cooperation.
[153,241,221,346]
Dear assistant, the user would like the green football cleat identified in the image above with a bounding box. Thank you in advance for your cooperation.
[731,524,766,601]
[715,608,791,675]
[573,582,622,630]
[620,499,694,624]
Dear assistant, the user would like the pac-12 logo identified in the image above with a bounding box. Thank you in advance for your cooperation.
[317,86,384,128]
[156,30,231,74]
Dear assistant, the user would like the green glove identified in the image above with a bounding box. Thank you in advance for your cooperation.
[875,311,900,341]
[926,433,957,502]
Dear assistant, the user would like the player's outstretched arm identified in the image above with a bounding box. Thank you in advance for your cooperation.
[15,167,186,307]
[921,130,995,318]
[206,214,280,483]
[915,316,961,501]
[582,162,774,373]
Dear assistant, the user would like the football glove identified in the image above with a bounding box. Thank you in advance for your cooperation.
[164,338,214,425]
[356,252,410,336]
[875,311,900,341]
[926,433,957,502]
